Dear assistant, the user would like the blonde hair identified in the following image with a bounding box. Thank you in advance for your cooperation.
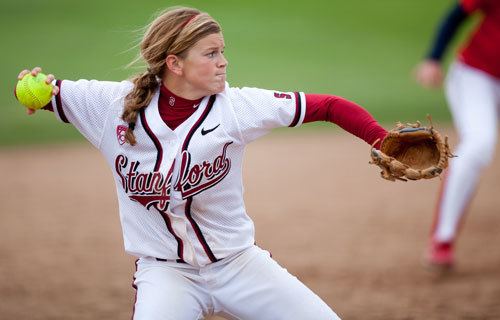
[122,7,221,145]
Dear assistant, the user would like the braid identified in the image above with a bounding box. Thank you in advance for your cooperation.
[122,70,158,145]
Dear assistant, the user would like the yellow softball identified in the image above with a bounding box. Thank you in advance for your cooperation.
[15,73,53,110]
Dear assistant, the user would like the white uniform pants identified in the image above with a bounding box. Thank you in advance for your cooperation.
[132,245,340,320]
[434,61,500,242]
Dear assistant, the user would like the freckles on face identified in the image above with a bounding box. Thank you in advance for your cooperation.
[182,33,228,96]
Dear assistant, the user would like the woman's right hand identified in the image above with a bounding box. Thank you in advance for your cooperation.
[414,60,444,89]
[17,67,59,115]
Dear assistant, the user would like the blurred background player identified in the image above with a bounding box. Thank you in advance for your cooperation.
[414,0,500,269]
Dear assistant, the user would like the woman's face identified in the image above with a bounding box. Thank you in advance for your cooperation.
[179,32,228,97]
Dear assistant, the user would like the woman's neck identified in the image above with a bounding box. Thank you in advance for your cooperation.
[159,84,202,110]
[162,76,204,100]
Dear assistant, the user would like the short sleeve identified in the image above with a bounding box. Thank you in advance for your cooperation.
[227,87,306,144]
[52,79,131,148]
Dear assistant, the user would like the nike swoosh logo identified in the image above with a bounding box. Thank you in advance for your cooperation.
[201,124,220,136]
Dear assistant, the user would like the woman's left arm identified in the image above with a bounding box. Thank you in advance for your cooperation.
[304,94,387,149]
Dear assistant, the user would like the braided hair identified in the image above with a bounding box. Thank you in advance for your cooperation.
[122,6,221,145]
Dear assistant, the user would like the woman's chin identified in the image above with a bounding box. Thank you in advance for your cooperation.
[212,83,226,94]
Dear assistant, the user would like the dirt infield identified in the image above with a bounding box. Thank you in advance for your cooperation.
[1,130,499,320]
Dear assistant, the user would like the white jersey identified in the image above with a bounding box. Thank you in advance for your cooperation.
[51,79,306,267]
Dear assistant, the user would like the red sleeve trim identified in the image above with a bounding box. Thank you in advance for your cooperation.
[42,103,54,112]
[55,80,69,123]
[289,92,302,127]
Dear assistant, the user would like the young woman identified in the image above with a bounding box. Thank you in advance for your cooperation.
[17,7,388,319]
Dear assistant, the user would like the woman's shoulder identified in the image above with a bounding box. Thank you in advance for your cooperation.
[223,82,262,98]
[62,78,133,94]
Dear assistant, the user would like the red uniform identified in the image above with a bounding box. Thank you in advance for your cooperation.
[426,0,500,270]
[459,0,500,78]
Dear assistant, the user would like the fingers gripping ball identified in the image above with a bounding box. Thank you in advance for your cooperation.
[369,119,455,182]
[15,73,53,109]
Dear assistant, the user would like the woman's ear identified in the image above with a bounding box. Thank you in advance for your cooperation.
[166,55,183,76]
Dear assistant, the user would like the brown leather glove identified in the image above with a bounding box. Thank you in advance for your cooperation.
[370,120,454,181]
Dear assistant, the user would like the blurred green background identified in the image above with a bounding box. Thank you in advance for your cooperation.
[0,0,474,146]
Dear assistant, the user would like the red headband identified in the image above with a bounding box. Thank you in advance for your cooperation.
[180,14,199,30]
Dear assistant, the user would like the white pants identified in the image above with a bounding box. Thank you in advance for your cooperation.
[434,61,500,242]
[132,246,340,320]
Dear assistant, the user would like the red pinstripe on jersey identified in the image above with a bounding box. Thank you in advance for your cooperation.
[182,95,216,150]
[139,109,186,261]
[140,108,163,171]
[157,209,185,261]
[179,94,219,262]
[185,197,219,262]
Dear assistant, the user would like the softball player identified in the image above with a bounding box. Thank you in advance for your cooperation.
[415,0,500,269]
[17,7,388,319]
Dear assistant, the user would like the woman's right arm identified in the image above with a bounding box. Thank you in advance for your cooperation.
[15,67,129,148]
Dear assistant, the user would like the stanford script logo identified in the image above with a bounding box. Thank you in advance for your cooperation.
[114,141,233,212]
